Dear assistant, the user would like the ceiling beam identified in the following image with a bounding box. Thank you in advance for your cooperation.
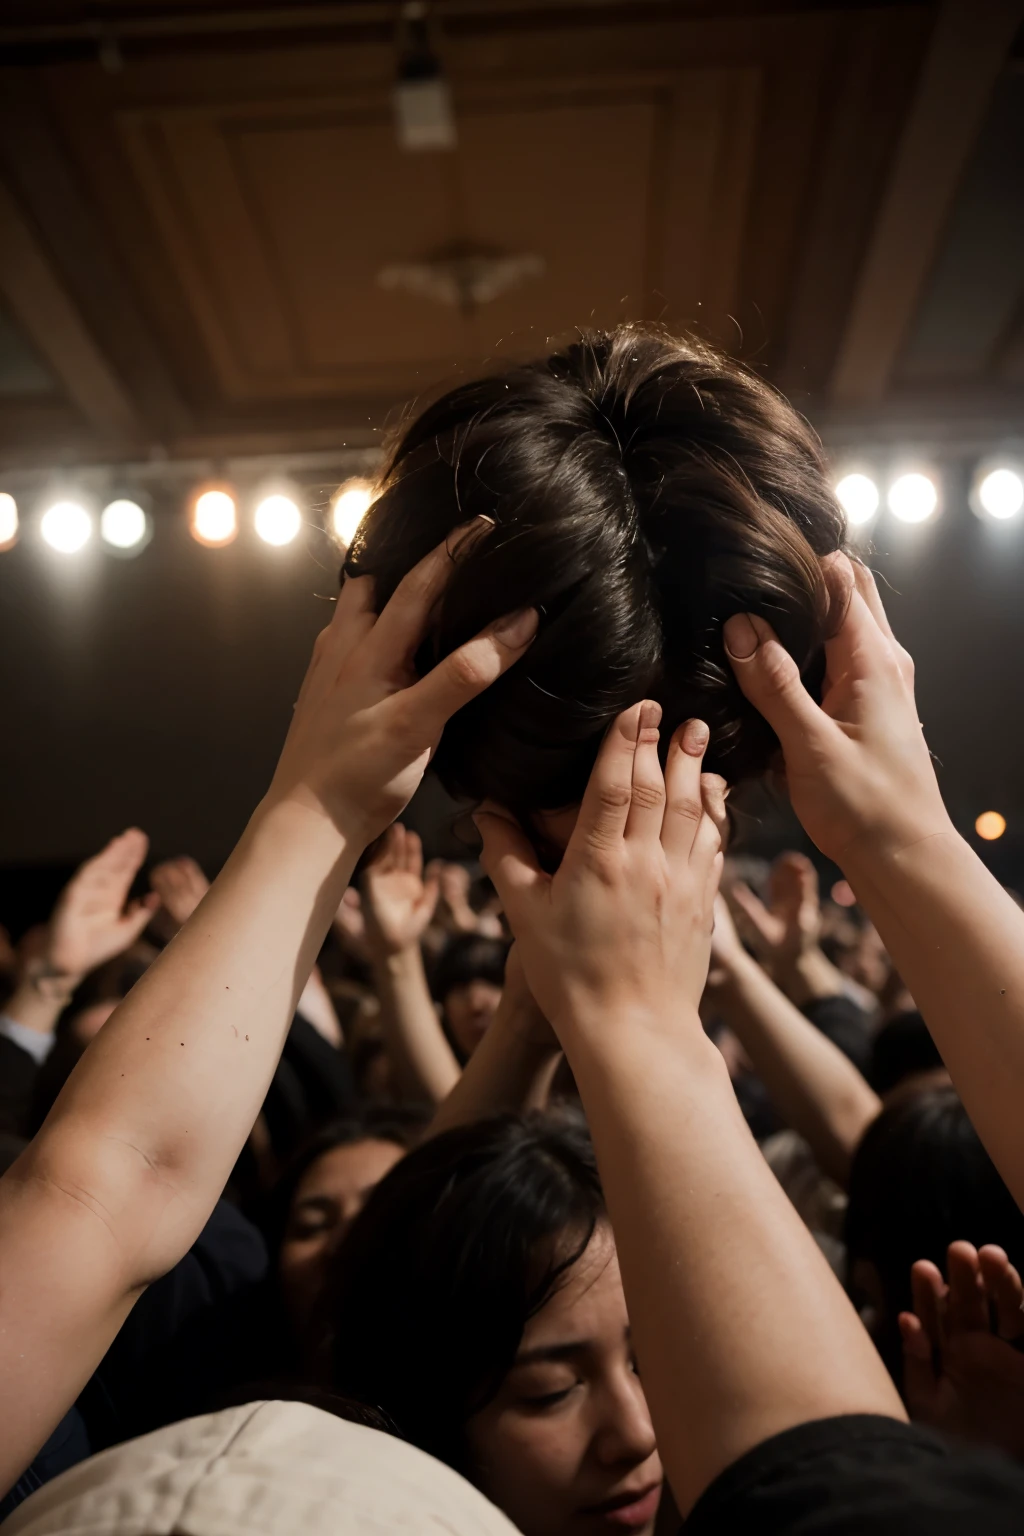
[0,178,141,443]
[829,0,1024,407]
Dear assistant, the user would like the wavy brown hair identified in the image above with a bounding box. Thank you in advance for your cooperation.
[346,324,845,815]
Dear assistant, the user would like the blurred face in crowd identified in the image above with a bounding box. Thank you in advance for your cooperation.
[279,1137,405,1325]
[443,978,504,1059]
[465,1225,662,1536]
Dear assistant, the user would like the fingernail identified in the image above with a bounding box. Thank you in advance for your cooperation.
[639,700,662,734]
[493,607,538,647]
[683,719,710,756]
[724,613,758,660]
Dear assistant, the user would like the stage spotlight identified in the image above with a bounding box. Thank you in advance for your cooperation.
[976,810,1007,842]
[975,467,1023,522]
[0,492,17,550]
[255,493,302,547]
[888,471,938,524]
[101,498,149,552]
[41,499,93,554]
[835,473,879,526]
[331,478,374,546]
[190,487,238,547]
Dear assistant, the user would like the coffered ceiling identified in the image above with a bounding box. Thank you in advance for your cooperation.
[1,0,1022,474]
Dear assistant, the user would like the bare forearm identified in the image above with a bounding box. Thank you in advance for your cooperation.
[774,946,849,1007]
[563,1019,903,1514]
[32,798,358,1274]
[718,955,880,1185]
[373,946,460,1104]
[428,1003,561,1138]
[845,826,1024,1207]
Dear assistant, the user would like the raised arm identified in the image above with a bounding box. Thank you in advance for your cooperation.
[723,557,1024,1215]
[477,703,903,1515]
[0,531,537,1496]
[361,823,461,1104]
[427,942,562,1138]
[708,896,880,1185]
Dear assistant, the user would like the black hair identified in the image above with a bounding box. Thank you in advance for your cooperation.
[326,1110,605,1471]
[845,1088,1024,1372]
[867,1011,945,1097]
[257,1106,429,1262]
[346,323,845,821]
[430,932,509,1002]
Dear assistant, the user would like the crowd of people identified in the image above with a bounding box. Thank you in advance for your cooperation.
[2,325,1024,1534]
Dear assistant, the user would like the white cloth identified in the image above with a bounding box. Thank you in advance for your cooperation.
[0,1016,55,1066]
[2,1400,522,1536]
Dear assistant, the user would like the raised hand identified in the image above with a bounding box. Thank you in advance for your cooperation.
[723,557,950,868]
[149,856,210,935]
[266,522,537,846]
[730,852,821,969]
[475,704,725,1042]
[900,1241,1024,1457]
[361,824,441,959]
[332,886,369,961]
[44,829,159,985]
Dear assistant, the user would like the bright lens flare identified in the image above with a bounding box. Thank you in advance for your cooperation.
[101,499,148,550]
[255,494,302,547]
[331,478,373,546]
[0,492,17,549]
[888,473,938,524]
[976,811,1007,842]
[835,473,879,526]
[41,500,93,553]
[191,489,237,547]
[977,469,1024,521]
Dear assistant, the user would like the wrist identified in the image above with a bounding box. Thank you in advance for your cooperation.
[553,992,708,1067]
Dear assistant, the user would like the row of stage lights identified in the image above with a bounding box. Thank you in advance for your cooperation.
[0,478,377,556]
[1,461,1022,559]
[834,463,1024,527]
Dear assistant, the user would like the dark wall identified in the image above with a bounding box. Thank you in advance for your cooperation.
[1,474,1022,933]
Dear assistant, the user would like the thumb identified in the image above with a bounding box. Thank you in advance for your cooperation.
[473,809,546,932]
[123,892,161,942]
[724,613,830,756]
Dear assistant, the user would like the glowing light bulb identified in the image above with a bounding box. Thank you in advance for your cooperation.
[0,492,17,549]
[835,473,879,526]
[975,811,1006,842]
[190,488,237,547]
[41,499,93,553]
[977,468,1023,521]
[101,498,148,550]
[888,472,938,523]
[331,478,373,546]
[255,494,302,547]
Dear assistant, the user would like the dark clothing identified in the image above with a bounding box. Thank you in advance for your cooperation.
[684,1415,1024,1535]
[0,1033,38,1138]
[0,1200,283,1523]
[802,996,872,1074]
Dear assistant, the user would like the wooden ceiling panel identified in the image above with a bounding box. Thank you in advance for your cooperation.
[0,1,1019,464]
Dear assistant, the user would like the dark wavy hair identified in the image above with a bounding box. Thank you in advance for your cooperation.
[325,1110,604,1471]
[346,324,845,817]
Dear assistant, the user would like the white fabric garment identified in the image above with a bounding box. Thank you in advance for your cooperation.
[0,1016,55,1066]
[3,1401,522,1536]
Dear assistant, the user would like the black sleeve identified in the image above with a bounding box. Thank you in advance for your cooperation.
[0,1034,39,1137]
[801,997,871,1073]
[682,1414,1024,1536]
[78,1200,269,1448]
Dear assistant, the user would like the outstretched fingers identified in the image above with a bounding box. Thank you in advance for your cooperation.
[572,704,644,858]
[662,719,714,864]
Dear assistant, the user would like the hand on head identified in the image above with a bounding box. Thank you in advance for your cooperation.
[724,557,949,868]
[266,520,538,847]
[475,703,726,1045]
